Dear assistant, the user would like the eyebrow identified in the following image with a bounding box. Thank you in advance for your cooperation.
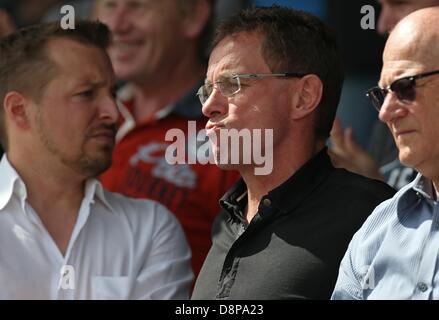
[205,72,237,84]
[75,79,115,89]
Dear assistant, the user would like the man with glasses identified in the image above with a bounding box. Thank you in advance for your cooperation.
[332,7,439,299]
[330,0,439,190]
[95,0,239,279]
[191,6,395,300]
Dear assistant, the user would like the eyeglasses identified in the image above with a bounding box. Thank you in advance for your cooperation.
[366,69,439,111]
[196,73,307,105]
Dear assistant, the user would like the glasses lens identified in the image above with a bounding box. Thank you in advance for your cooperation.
[196,86,206,104]
[218,77,240,96]
[197,84,212,104]
[391,78,416,102]
[367,87,386,111]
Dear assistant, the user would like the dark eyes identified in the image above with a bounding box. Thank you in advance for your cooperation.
[76,88,117,100]
[77,89,95,98]
[110,87,118,99]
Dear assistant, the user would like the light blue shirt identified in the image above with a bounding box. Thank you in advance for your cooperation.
[331,173,439,300]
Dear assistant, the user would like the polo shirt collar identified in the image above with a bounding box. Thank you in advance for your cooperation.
[220,147,334,220]
[220,179,248,223]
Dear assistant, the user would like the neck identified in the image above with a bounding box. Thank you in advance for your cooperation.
[241,137,324,223]
[7,149,85,215]
[131,54,205,122]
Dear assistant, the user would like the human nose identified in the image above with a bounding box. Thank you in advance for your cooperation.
[99,94,120,124]
[378,91,408,123]
[201,86,228,119]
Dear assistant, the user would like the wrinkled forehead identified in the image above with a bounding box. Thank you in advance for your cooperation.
[379,60,425,87]
[380,25,439,86]
[206,33,268,82]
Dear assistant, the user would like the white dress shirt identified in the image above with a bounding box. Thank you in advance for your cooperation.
[0,156,193,299]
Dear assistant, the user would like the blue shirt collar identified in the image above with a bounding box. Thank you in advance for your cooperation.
[397,173,435,211]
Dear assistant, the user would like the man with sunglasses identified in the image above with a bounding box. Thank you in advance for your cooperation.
[332,7,439,299]
[191,6,395,300]
[330,0,439,191]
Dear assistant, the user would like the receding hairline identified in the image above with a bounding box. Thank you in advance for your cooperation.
[390,6,439,42]
[385,6,439,67]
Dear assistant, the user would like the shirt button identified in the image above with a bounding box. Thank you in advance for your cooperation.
[418,282,428,292]
[262,198,272,207]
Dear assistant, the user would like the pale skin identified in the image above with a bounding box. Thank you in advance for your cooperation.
[329,0,439,181]
[4,38,118,255]
[378,7,439,193]
[96,0,211,121]
[203,32,324,223]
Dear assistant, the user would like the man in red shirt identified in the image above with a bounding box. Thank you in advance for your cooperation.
[96,0,239,277]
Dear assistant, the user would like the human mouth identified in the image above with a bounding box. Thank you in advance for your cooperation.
[394,130,415,138]
[111,41,142,57]
[205,122,225,137]
[89,128,117,144]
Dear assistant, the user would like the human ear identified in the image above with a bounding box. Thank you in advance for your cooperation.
[291,74,323,120]
[3,91,31,129]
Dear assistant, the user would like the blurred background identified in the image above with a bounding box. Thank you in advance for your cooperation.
[0,0,385,150]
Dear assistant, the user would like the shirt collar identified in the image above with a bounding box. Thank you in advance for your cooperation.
[397,173,435,210]
[117,81,203,120]
[219,179,248,222]
[115,82,204,141]
[0,155,27,211]
[84,178,115,214]
[220,147,334,220]
[0,154,114,214]
[412,174,435,200]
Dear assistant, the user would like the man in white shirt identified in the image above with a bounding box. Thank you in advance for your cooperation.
[0,20,193,299]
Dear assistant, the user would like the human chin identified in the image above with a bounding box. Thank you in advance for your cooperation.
[111,61,139,82]
[78,142,113,174]
[398,144,419,168]
[77,150,113,177]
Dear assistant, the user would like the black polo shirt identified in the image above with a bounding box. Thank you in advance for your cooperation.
[192,148,395,300]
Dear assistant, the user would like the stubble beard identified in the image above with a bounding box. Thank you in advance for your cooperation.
[36,111,113,178]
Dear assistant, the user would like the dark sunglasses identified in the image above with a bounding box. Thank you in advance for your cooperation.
[366,69,439,111]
